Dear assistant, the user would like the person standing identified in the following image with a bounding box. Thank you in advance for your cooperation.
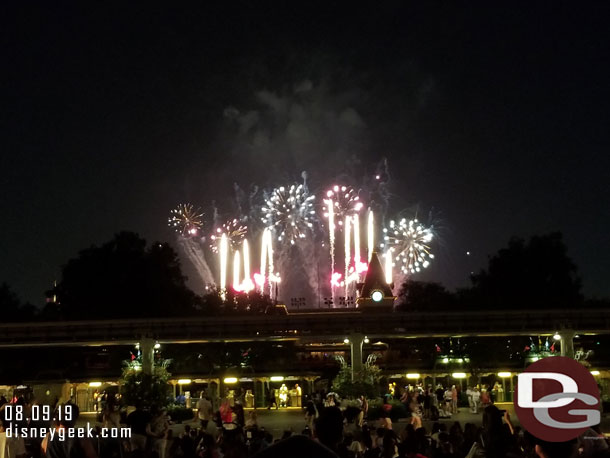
[423,388,431,419]
[358,395,368,427]
[451,385,458,414]
[42,404,97,458]
[409,392,422,429]
[146,407,169,458]
[196,393,213,431]
[443,387,452,414]
[435,384,444,406]
[480,386,491,409]
[101,397,122,458]
[219,398,233,424]
[304,400,317,430]
[233,400,245,426]
[466,387,474,413]
[471,387,481,413]
[429,387,440,420]
[127,404,150,453]
[0,418,6,458]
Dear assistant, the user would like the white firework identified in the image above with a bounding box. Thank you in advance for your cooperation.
[380,218,434,274]
[322,185,363,228]
[262,184,315,244]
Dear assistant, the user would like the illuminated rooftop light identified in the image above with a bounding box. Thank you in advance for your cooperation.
[371,290,383,302]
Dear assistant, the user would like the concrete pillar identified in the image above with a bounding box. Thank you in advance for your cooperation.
[350,333,365,380]
[209,381,219,410]
[141,338,155,375]
[253,378,258,408]
[560,329,576,359]
[255,379,266,408]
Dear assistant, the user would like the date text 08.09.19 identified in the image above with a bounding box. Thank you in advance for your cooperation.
[2,404,73,423]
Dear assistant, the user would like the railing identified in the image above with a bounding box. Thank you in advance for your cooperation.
[0,309,608,347]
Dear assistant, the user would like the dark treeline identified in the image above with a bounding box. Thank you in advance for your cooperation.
[396,233,591,312]
[0,231,607,322]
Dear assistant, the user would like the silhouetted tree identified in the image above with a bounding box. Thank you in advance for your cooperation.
[395,280,456,311]
[0,282,36,322]
[54,231,200,319]
[462,232,582,310]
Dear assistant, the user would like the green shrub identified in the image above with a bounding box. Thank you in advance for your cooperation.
[166,405,194,423]
[367,399,409,421]
[121,360,172,408]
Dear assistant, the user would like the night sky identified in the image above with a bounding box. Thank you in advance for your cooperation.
[2,3,609,304]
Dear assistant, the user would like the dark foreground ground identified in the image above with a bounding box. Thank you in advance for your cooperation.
[79,402,610,439]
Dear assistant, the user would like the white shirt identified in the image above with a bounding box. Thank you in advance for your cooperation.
[197,398,213,421]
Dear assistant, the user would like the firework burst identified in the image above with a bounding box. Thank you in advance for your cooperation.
[210,219,247,253]
[323,185,363,227]
[168,203,204,236]
[262,184,315,244]
[381,218,434,274]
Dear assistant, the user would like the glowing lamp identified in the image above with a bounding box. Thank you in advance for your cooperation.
[177,379,192,385]
[371,290,383,302]
[591,370,600,376]
[497,372,512,378]
[553,333,561,341]
[343,338,350,344]
[154,342,161,349]
[452,372,467,379]
[89,382,102,387]
[442,358,449,364]
[224,377,238,384]
[364,336,370,344]
[406,373,420,379]
[270,376,284,382]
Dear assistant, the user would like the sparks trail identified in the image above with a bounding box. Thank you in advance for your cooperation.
[210,219,247,253]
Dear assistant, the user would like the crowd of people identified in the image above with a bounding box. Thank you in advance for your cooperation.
[1,390,609,458]
[392,383,498,422]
